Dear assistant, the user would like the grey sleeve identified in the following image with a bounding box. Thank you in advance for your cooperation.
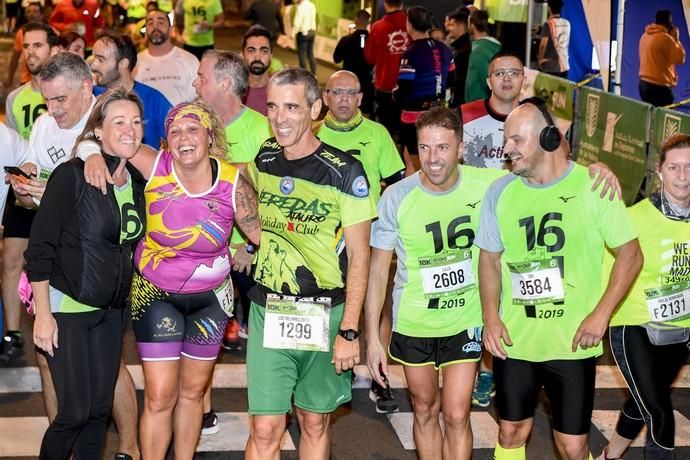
[370,177,418,250]
[370,186,400,250]
[474,174,516,252]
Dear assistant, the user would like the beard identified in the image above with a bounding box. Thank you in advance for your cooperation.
[249,60,268,76]
[148,30,168,45]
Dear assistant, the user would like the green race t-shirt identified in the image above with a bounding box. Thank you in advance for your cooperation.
[126,0,146,19]
[224,107,273,253]
[249,139,377,297]
[183,0,222,47]
[224,107,272,164]
[608,198,690,327]
[475,162,638,361]
[371,165,505,337]
[7,83,47,140]
[317,117,404,203]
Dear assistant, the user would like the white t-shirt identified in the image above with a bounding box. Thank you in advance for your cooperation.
[27,97,96,178]
[133,47,199,106]
[0,123,29,217]
[293,0,316,36]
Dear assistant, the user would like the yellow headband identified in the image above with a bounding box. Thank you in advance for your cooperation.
[165,103,213,139]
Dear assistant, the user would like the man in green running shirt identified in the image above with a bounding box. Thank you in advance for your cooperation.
[475,99,643,460]
[245,67,376,460]
[366,107,505,459]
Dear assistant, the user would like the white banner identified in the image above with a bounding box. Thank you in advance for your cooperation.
[581,0,612,90]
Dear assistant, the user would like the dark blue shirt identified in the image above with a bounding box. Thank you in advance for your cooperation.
[94,81,172,149]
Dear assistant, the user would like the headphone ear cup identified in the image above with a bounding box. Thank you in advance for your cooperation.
[540,126,561,152]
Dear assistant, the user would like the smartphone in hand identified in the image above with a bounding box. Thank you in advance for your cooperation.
[4,166,33,180]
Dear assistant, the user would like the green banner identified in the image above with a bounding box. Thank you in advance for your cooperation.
[532,72,576,122]
[482,0,528,23]
[577,87,650,205]
[648,108,690,193]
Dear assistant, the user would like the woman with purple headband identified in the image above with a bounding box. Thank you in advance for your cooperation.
[79,100,261,459]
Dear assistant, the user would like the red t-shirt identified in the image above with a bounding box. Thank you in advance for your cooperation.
[49,0,104,47]
[364,10,410,91]
[244,85,268,116]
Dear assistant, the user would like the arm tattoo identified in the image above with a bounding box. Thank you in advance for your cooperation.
[235,174,260,234]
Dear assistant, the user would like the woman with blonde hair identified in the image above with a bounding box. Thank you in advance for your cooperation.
[79,100,261,459]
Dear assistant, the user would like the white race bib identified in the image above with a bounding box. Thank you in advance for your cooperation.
[263,294,330,352]
[419,250,474,299]
[509,259,564,305]
[213,277,234,318]
[646,282,690,322]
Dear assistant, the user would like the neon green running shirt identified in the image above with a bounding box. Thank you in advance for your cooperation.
[371,165,505,337]
[608,198,690,327]
[475,162,637,361]
[249,139,377,297]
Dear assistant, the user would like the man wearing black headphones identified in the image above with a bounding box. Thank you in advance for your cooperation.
[474,99,643,460]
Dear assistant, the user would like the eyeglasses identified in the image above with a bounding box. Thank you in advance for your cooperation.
[491,68,524,79]
[326,88,361,97]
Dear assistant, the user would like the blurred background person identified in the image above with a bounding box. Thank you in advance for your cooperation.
[5,2,46,89]
[445,6,470,108]
[293,0,317,74]
[638,9,686,107]
[48,0,104,52]
[333,9,374,116]
[537,0,570,78]
[133,8,199,106]
[465,9,500,103]
[174,0,224,60]
[244,0,283,41]
[57,31,86,57]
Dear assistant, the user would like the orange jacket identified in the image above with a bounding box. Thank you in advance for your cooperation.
[639,23,686,87]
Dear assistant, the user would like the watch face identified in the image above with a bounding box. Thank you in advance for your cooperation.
[340,329,358,340]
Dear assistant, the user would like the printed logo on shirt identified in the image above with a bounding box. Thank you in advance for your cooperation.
[387,30,409,54]
[280,176,295,195]
[352,176,369,197]
[47,146,66,164]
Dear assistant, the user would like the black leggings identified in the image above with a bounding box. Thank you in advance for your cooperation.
[610,325,689,459]
[40,309,123,460]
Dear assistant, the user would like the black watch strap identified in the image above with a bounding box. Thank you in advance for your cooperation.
[338,328,359,341]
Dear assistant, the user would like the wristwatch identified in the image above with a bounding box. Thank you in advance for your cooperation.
[245,244,257,255]
[338,328,359,341]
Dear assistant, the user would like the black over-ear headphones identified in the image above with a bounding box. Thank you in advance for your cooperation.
[519,97,562,152]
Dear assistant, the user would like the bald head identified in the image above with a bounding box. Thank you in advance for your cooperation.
[323,70,363,122]
[508,103,549,138]
[504,103,567,181]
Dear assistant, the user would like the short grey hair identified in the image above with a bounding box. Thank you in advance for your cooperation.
[39,51,92,86]
[269,67,321,106]
[202,49,249,98]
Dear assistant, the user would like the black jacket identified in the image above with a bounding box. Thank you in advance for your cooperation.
[25,155,146,310]
[449,33,471,108]
[333,30,373,88]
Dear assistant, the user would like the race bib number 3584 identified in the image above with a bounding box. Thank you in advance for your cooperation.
[508,259,564,305]
[263,294,331,352]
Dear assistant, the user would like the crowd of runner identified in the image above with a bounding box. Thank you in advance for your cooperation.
[0,0,687,459]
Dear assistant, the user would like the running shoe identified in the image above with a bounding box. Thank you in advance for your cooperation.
[222,318,241,350]
[369,381,399,414]
[238,320,248,340]
[114,453,133,460]
[201,410,220,435]
[0,332,24,365]
[471,371,495,408]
